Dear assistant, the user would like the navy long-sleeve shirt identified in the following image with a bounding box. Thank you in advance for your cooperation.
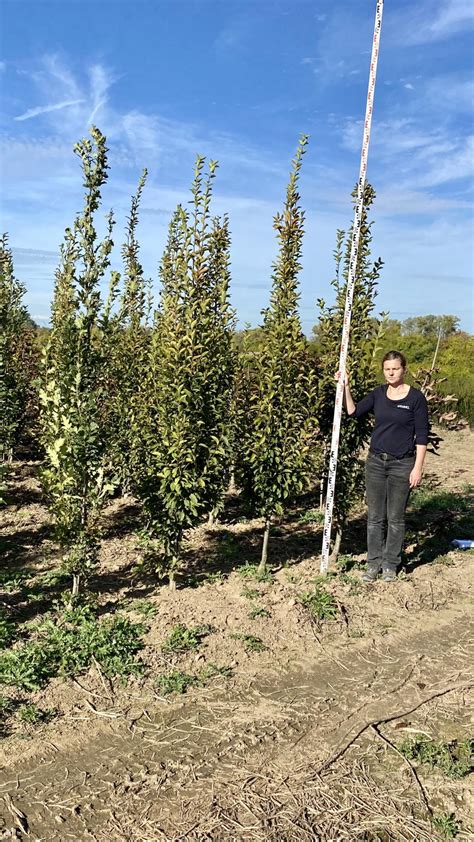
[349,384,429,457]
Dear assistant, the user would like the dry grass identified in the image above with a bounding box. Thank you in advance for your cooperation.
[97,759,442,841]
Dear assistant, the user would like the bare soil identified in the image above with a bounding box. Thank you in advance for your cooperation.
[0,428,473,840]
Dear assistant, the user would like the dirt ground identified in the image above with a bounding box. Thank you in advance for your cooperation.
[0,428,473,840]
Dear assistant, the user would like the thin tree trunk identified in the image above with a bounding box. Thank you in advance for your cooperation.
[72,573,81,598]
[259,518,271,575]
[168,569,176,591]
[329,527,342,565]
[229,468,236,493]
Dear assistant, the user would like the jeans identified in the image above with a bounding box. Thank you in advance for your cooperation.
[365,453,415,572]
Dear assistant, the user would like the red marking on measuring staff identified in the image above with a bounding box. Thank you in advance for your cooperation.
[320,0,384,574]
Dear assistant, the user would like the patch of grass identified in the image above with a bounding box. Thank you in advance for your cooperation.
[162,623,214,654]
[336,555,363,574]
[0,613,18,649]
[298,508,324,526]
[398,735,473,779]
[17,703,56,725]
[215,532,241,560]
[156,670,198,695]
[231,633,267,652]
[123,598,158,618]
[299,586,338,624]
[241,585,261,600]
[434,554,456,567]
[0,606,145,691]
[432,812,460,839]
[0,568,33,593]
[156,663,233,696]
[339,574,364,595]
[410,488,471,514]
[248,606,271,620]
[238,564,272,584]
[201,570,225,584]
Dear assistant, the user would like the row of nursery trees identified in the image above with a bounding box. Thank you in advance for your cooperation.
[1,127,419,595]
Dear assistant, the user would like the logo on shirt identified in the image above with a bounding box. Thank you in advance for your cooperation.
[397,404,410,410]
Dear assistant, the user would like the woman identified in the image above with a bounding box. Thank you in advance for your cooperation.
[342,351,429,582]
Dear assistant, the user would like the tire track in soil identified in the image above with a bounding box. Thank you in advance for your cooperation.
[1,610,472,841]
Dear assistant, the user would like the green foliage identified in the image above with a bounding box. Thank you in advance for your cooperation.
[123,598,158,618]
[231,633,267,652]
[106,170,152,493]
[156,663,232,695]
[0,235,38,492]
[314,184,386,540]
[248,605,271,619]
[432,812,460,839]
[298,508,325,525]
[238,563,272,583]
[0,612,18,649]
[299,585,338,623]
[235,137,318,571]
[409,487,472,514]
[39,127,119,595]
[17,703,56,725]
[162,623,213,654]
[137,157,235,585]
[156,669,198,695]
[0,605,145,690]
[398,735,473,779]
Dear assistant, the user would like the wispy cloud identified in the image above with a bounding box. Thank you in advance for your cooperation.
[15,98,85,121]
[389,0,474,46]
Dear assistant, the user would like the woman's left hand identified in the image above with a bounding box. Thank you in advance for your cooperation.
[409,467,423,488]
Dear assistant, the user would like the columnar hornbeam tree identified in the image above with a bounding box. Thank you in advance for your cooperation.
[39,128,118,597]
[236,136,318,573]
[0,235,37,497]
[315,183,386,559]
[107,169,151,493]
[138,158,235,587]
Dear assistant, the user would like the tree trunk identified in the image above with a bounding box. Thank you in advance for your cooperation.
[72,573,81,598]
[329,527,343,565]
[168,569,176,591]
[229,468,236,493]
[258,518,271,575]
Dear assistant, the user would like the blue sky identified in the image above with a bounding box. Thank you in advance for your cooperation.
[1,0,473,332]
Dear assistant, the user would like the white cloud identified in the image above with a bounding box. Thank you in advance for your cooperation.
[390,0,474,46]
[15,99,85,122]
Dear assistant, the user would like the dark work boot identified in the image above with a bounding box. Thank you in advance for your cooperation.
[362,563,380,582]
[382,567,397,582]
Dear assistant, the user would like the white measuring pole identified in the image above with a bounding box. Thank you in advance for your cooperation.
[320,0,384,574]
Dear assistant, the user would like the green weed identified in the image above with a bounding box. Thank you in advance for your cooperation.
[0,606,145,690]
[339,574,363,595]
[398,735,473,779]
[156,670,198,695]
[434,555,456,567]
[410,488,471,514]
[238,564,272,583]
[0,568,33,593]
[298,508,324,526]
[162,623,214,654]
[336,555,362,574]
[241,585,261,600]
[299,586,338,624]
[432,812,460,839]
[17,703,56,725]
[124,598,158,618]
[156,663,233,696]
[0,613,18,649]
[231,633,267,652]
[248,606,271,620]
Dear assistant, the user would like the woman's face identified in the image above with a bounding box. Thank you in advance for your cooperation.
[383,358,406,387]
